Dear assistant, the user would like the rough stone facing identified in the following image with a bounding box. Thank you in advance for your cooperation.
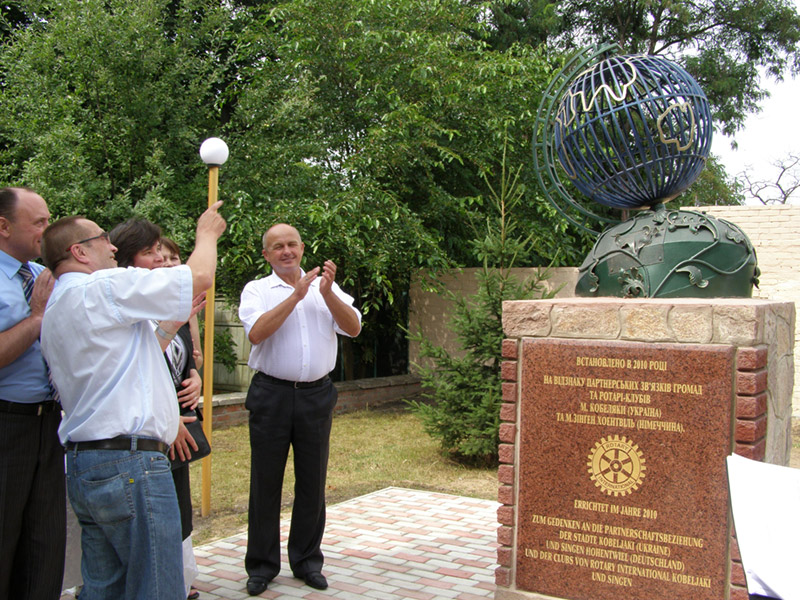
[620,304,673,341]
[667,305,714,343]
[550,303,621,339]
[502,298,794,467]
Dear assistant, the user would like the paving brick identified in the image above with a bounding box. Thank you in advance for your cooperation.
[149,487,501,600]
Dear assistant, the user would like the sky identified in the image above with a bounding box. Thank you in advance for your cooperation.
[711,75,800,204]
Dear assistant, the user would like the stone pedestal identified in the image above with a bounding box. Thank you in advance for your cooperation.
[496,298,795,600]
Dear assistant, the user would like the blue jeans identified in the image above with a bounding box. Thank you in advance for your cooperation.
[66,446,184,600]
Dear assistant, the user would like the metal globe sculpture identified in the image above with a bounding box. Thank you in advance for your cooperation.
[533,46,758,298]
[554,54,713,209]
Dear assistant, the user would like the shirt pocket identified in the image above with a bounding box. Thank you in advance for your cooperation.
[313,294,334,341]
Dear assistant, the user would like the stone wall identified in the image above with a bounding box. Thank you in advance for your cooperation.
[209,301,252,393]
[680,204,800,416]
[408,267,579,370]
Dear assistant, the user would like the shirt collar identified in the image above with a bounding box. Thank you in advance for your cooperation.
[0,248,24,280]
[267,269,307,289]
[56,271,90,285]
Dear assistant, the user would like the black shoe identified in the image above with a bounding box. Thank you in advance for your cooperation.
[303,571,328,590]
[246,576,269,596]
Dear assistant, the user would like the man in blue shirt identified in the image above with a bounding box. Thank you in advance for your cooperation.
[0,187,64,600]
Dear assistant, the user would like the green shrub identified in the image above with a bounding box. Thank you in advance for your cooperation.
[408,144,556,466]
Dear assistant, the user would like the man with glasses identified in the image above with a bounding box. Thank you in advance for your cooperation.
[39,204,225,600]
[0,187,64,600]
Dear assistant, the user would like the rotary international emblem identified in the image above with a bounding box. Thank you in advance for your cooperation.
[587,435,646,497]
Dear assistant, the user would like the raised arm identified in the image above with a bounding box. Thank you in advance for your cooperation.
[319,261,360,337]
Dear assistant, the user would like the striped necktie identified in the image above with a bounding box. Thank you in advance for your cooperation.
[18,263,34,304]
[18,263,59,403]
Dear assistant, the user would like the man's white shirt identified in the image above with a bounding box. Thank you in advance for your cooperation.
[239,271,361,382]
[41,266,193,445]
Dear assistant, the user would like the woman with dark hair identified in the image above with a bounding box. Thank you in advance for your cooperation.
[109,219,202,600]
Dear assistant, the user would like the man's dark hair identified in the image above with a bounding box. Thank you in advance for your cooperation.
[109,218,162,268]
[0,187,34,221]
[42,216,90,272]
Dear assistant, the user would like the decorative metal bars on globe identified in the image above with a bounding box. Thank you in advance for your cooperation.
[533,47,758,298]
[554,54,713,209]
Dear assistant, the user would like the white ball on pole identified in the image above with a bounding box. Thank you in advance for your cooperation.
[199,137,229,166]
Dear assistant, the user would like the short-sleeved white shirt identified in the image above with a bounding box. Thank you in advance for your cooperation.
[239,271,361,382]
[41,266,193,445]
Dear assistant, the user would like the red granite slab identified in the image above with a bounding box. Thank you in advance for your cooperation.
[516,338,735,600]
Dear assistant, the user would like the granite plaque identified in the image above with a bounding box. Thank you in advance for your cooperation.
[516,339,734,600]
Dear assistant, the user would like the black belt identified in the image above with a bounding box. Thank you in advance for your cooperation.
[0,398,59,416]
[65,436,168,454]
[258,373,330,389]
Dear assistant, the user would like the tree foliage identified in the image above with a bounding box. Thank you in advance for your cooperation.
[201,0,585,377]
[1,0,583,379]
[681,155,744,207]
[0,0,234,234]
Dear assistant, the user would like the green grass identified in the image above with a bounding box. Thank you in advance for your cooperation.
[189,404,497,545]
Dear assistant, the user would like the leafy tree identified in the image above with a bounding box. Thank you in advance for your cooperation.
[1,1,32,40]
[0,0,231,237]
[226,0,577,268]
[218,0,582,376]
[408,144,555,465]
[681,155,745,207]
[0,0,590,379]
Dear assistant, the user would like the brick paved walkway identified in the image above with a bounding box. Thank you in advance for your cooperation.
[192,487,499,599]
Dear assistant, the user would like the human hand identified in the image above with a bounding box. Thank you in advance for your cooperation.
[177,370,202,409]
[189,291,207,320]
[196,200,227,241]
[29,269,54,317]
[292,266,319,301]
[319,260,337,298]
[169,416,200,462]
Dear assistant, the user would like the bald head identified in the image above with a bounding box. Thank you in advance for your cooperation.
[262,223,304,281]
[262,223,301,251]
[0,187,50,262]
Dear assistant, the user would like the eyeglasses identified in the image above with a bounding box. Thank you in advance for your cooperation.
[67,231,109,251]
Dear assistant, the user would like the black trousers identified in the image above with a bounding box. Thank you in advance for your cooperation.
[244,372,336,580]
[0,407,66,600]
[172,463,193,541]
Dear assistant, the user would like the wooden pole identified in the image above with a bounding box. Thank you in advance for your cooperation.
[200,165,219,517]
